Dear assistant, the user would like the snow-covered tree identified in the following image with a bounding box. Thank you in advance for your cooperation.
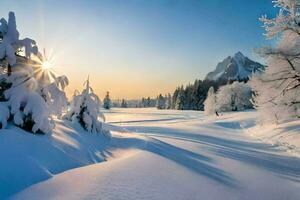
[1,66,53,133]
[40,75,69,118]
[103,91,111,109]
[0,12,38,75]
[250,0,300,123]
[121,99,127,108]
[64,77,109,135]
[175,88,185,110]
[216,82,252,112]
[204,87,216,115]
[165,93,172,109]
[0,12,68,133]
[156,94,166,109]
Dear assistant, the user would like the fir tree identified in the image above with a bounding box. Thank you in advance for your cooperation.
[156,94,166,109]
[121,99,127,108]
[64,77,108,135]
[103,91,111,110]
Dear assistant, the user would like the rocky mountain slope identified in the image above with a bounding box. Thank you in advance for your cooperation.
[205,52,265,81]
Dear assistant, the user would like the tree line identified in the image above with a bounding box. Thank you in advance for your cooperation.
[156,78,249,110]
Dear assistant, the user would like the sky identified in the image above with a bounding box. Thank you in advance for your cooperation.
[0,0,277,99]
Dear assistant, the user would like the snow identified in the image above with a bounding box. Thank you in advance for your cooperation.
[0,12,69,134]
[64,77,107,134]
[247,119,300,156]
[0,120,142,199]
[4,108,300,200]
[232,52,249,80]
[205,52,264,81]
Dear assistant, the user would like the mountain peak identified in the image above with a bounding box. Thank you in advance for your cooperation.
[233,51,245,59]
[205,52,264,81]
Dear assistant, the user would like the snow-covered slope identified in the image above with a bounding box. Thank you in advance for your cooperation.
[0,120,145,199]
[246,119,300,156]
[8,108,300,200]
[205,52,265,81]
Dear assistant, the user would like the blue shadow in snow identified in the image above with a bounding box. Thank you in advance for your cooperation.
[123,125,300,183]
[144,137,237,187]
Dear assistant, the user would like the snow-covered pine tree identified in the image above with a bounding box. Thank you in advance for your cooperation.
[40,75,69,118]
[156,94,166,109]
[103,91,111,109]
[165,93,172,109]
[204,86,216,115]
[64,77,109,135]
[146,97,151,107]
[0,12,68,133]
[175,87,185,110]
[172,87,180,109]
[121,99,127,108]
[250,0,300,123]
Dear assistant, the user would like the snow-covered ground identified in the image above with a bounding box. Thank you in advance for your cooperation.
[2,108,300,200]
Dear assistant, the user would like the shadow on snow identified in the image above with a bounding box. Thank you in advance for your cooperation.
[122,125,300,184]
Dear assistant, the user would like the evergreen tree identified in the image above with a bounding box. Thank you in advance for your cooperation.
[103,91,111,110]
[146,97,151,107]
[175,87,185,110]
[141,97,146,107]
[156,94,166,109]
[165,93,172,109]
[64,77,108,135]
[0,12,68,134]
[121,99,127,108]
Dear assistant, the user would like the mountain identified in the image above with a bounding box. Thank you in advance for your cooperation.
[205,52,265,81]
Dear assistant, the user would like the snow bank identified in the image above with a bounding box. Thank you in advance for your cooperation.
[207,110,300,157]
[0,120,144,199]
[246,120,300,156]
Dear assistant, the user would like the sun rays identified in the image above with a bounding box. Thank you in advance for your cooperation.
[28,48,58,86]
[41,60,52,70]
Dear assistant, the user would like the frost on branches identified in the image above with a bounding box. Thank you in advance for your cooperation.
[0,12,68,133]
[64,77,109,136]
[216,82,253,112]
[204,87,216,115]
[250,0,300,123]
[204,82,252,114]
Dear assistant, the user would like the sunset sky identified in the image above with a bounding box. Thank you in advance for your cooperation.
[0,0,277,99]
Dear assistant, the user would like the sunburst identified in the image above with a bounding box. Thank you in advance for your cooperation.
[41,60,53,70]
[31,48,58,86]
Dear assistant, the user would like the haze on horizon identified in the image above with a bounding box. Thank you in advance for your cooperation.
[0,0,277,99]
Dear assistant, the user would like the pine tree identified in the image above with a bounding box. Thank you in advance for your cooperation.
[156,94,166,109]
[103,91,111,109]
[64,77,109,135]
[146,97,151,107]
[0,12,68,133]
[165,93,172,109]
[175,87,185,110]
[121,99,127,108]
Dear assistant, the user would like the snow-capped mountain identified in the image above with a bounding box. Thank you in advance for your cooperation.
[205,52,265,81]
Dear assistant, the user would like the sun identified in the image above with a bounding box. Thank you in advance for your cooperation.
[41,61,52,70]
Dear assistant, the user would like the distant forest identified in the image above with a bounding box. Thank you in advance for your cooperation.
[112,77,249,111]
[158,78,249,111]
